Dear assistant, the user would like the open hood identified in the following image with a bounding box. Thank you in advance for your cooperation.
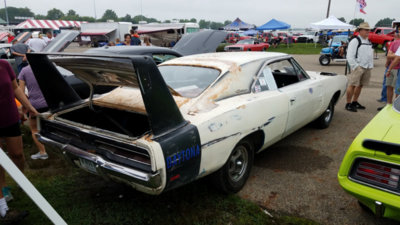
[172,30,227,56]
[42,30,80,53]
[27,53,187,137]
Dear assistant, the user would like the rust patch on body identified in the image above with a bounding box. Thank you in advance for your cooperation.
[236,105,246,109]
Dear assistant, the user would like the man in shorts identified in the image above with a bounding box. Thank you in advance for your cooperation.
[386,39,400,98]
[345,22,374,112]
[378,32,400,110]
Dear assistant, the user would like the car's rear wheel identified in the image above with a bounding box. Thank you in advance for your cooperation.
[314,98,334,129]
[319,55,331,66]
[262,47,267,51]
[247,48,251,51]
[212,139,254,193]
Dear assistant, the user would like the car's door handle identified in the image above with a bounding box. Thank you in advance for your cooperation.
[290,98,296,102]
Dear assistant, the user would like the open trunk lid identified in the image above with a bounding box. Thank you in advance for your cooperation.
[172,30,227,56]
[27,53,187,137]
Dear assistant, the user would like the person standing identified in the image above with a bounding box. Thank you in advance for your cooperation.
[10,39,30,73]
[18,65,49,160]
[378,32,400,110]
[6,33,14,44]
[141,36,152,46]
[345,22,374,112]
[0,59,37,223]
[123,33,131,46]
[27,32,46,52]
[130,30,141,46]
[43,31,54,46]
[386,40,400,98]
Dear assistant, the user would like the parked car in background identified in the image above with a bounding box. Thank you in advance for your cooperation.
[338,97,400,222]
[297,31,318,43]
[353,27,394,51]
[30,51,346,195]
[224,39,270,51]
[225,32,251,43]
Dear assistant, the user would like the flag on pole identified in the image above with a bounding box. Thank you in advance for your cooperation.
[357,0,367,14]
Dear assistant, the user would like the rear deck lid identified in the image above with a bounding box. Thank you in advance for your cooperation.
[28,53,187,137]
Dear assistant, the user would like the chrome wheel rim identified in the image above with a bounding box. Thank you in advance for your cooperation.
[228,145,248,182]
[324,104,333,123]
[322,57,329,64]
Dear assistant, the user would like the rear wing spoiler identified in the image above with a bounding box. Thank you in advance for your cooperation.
[27,52,187,137]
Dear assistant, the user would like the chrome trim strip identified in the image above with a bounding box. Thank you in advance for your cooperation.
[37,134,161,188]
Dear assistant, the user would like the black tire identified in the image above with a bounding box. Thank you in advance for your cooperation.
[358,201,373,214]
[262,47,267,51]
[319,55,331,66]
[212,139,254,193]
[314,98,334,129]
[247,48,251,51]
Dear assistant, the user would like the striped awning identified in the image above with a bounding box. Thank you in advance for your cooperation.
[16,19,86,30]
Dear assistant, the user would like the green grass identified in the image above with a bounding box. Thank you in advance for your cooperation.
[4,126,320,225]
[267,43,323,55]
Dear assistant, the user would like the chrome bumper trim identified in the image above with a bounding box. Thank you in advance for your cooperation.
[37,134,161,188]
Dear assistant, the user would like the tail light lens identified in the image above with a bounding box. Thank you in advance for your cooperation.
[350,159,400,193]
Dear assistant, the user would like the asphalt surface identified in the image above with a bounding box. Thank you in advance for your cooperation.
[239,53,399,225]
[65,44,397,224]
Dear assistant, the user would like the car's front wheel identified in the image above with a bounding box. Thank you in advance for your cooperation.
[212,139,254,193]
[319,55,331,66]
[314,98,334,129]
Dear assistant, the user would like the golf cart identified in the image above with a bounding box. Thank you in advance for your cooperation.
[319,35,349,66]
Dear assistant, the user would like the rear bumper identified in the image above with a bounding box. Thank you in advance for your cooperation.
[338,175,400,221]
[37,134,163,195]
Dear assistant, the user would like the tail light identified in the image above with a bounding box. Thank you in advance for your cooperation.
[350,159,400,193]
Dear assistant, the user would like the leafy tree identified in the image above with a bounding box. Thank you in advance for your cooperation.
[163,20,171,23]
[132,15,159,24]
[375,18,395,27]
[349,18,364,26]
[47,8,64,20]
[100,9,118,22]
[199,19,210,29]
[119,14,132,22]
[62,9,79,20]
[189,18,197,23]
[210,22,224,30]
[0,7,34,23]
[338,17,346,23]
[80,16,96,23]
[224,20,232,26]
[35,14,46,20]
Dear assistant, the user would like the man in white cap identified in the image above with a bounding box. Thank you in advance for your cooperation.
[27,32,46,53]
[345,22,374,112]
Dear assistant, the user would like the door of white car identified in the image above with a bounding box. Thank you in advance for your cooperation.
[266,58,322,135]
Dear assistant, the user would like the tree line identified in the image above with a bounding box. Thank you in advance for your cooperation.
[0,7,394,29]
[0,7,232,29]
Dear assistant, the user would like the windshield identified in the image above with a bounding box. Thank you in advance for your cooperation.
[332,36,348,43]
[237,39,254,44]
[159,65,220,98]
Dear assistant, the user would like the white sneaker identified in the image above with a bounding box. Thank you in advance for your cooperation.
[31,152,48,160]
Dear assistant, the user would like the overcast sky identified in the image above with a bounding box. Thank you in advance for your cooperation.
[4,0,399,28]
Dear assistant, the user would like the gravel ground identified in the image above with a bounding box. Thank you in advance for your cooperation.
[239,53,399,225]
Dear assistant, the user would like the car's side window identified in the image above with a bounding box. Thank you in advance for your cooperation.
[267,59,302,88]
[253,67,278,93]
[290,58,309,81]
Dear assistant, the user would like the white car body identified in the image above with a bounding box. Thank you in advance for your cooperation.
[33,52,347,195]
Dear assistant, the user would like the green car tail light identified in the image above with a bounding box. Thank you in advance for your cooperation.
[350,158,400,193]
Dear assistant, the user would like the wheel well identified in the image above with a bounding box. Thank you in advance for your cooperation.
[332,91,341,105]
[241,130,265,152]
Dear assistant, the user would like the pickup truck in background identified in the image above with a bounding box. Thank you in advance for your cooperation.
[368,27,394,51]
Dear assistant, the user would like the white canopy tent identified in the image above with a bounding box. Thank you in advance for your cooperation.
[310,15,354,30]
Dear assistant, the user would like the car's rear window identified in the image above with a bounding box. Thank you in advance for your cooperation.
[159,65,220,98]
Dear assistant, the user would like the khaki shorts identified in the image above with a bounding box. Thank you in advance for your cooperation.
[348,66,371,86]
[386,69,398,87]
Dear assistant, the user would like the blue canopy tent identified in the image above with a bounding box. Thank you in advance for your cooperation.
[223,18,254,31]
[256,19,291,47]
[256,19,291,30]
[243,29,259,36]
